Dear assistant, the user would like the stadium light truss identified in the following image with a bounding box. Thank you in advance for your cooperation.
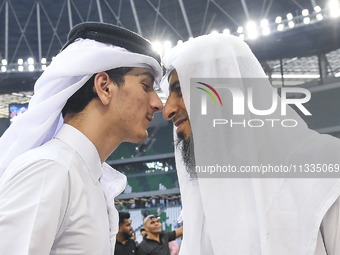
[1,2,340,74]
[147,3,340,56]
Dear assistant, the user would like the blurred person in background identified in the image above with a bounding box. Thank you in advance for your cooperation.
[115,212,136,255]
[137,215,183,255]
[141,228,148,238]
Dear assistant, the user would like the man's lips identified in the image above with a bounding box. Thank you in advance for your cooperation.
[175,118,188,127]
[146,116,153,122]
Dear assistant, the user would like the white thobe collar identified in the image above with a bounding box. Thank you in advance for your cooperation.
[54,123,126,254]
[55,124,102,184]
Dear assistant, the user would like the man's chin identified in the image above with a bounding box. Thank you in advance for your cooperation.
[123,232,132,239]
[149,230,161,235]
[129,131,148,144]
[177,130,190,141]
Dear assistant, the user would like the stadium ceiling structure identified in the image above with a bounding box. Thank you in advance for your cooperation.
[0,0,340,117]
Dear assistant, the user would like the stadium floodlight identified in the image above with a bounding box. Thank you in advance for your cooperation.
[329,0,340,17]
[262,27,270,35]
[1,59,7,65]
[28,65,34,72]
[302,9,309,16]
[18,58,23,65]
[331,8,340,17]
[275,16,282,23]
[188,37,193,41]
[237,26,243,33]
[1,66,6,72]
[246,21,258,39]
[239,34,245,40]
[314,6,322,12]
[177,40,183,45]
[288,21,295,28]
[210,30,219,35]
[164,40,172,49]
[330,8,340,17]
[277,24,284,31]
[163,41,172,55]
[287,13,293,20]
[260,19,268,27]
[18,65,24,72]
[41,58,46,64]
[152,41,162,56]
[27,57,34,65]
[316,13,324,20]
[42,65,47,71]
[223,29,230,34]
[247,31,258,40]
[329,0,339,8]
[335,72,340,77]
[246,21,256,30]
[303,17,311,24]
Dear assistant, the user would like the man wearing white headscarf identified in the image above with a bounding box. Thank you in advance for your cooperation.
[160,34,340,255]
[0,22,163,255]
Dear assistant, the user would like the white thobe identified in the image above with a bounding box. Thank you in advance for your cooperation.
[315,196,340,255]
[196,197,340,255]
[0,124,114,255]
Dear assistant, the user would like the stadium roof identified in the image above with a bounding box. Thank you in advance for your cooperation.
[0,0,340,117]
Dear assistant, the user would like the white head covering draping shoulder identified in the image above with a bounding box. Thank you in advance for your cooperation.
[160,34,340,255]
[0,38,162,253]
[0,38,161,177]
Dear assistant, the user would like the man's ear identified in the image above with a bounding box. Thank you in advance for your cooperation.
[93,72,114,105]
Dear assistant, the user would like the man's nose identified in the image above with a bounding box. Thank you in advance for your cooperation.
[150,91,164,113]
[163,96,178,120]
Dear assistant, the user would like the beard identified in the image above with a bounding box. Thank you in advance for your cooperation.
[123,231,132,240]
[175,131,197,180]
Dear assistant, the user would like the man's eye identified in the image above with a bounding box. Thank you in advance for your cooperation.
[143,83,150,90]
[175,86,182,95]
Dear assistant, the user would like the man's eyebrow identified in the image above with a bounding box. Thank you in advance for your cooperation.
[170,80,180,92]
[137,71,155,84]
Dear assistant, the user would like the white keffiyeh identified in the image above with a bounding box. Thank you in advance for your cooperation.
[161,34,340,255]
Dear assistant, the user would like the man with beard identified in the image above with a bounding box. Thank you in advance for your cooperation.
[167,70,196,180]
[161,34,340,255]
[114,212,136,255]
[137,215,183,255]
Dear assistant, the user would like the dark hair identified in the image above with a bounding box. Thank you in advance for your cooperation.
[140,228,146,233]
[119,211,131,226]
[61,67,133,118]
